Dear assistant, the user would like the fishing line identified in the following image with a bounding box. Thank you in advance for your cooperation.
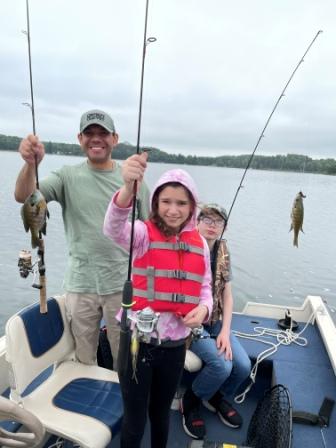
[222,30,323,236]
[22,0,39,189]
[118,0,156,376]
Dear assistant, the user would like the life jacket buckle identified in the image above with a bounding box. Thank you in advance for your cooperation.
[172,293,186,303]
[178,242,190,252]
[174,270,187,280]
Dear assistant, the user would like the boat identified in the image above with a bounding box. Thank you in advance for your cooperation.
[0,293,335,448]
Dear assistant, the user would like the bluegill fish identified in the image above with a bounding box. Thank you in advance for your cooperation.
[21,190,49,249]
[290,191,305,247]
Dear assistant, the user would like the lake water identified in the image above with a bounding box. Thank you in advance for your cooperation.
[1,150,335,333]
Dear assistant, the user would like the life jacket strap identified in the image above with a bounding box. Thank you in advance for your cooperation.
[147,266,155,300]
[132,267,203,283]
[133,288,199,304]
[149,241,204,255]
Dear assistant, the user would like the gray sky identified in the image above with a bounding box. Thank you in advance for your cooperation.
[1,0,335,158]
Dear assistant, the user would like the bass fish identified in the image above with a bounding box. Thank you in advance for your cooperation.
[21,190,49,249]
[290,191,305,247]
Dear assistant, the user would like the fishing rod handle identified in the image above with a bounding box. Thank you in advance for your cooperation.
[39,275,47,314]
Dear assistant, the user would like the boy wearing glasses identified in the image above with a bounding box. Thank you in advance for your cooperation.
[181,204,251,440]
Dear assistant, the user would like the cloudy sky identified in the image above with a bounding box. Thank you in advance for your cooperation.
[1,0,335,158]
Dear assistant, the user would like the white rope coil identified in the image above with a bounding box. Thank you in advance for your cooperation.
[233,311,316,403]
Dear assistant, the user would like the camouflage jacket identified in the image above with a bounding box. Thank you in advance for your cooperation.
[210,239,232,323]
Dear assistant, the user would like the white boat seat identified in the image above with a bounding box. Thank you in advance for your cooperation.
[5,295,123,448]
[184,349,202,372]
[170,350,203,411]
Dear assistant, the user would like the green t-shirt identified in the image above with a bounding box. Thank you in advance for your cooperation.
[40,160,150,294]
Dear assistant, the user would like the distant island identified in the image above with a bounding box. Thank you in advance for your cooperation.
[1,133,335,175]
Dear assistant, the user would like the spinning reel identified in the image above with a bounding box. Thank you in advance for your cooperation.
[18,249,42,290]
[131,307,160,343]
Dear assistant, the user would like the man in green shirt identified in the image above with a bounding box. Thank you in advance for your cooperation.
[14,109,150,367]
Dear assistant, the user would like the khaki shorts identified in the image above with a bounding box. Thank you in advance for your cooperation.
[65,292,122,367]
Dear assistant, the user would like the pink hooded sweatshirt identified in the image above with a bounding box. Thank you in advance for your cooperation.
[103,168,213,341]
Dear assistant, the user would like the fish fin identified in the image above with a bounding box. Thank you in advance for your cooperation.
[23,221,30,233]
[20,209,30,232]
[289,224,293,232]
[41,221,47,236]
[35,204,41,216]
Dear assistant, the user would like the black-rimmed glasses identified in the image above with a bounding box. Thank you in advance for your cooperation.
[200,217,225,227]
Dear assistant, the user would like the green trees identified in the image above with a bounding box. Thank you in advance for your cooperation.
[1,133,335,175]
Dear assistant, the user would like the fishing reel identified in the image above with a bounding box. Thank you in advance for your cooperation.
[131,307,160,344]
[18,250,33,278]
[18,249,42,289]
[191,325,204,340]
[191,326,217,340]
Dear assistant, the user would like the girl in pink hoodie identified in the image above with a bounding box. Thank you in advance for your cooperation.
[103,152,212,448]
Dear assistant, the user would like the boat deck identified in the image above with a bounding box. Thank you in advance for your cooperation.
[231,313,336,448]
[1,309,335,447]
[109,312,336,447]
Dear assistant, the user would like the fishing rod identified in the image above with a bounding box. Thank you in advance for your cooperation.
[21,0,47,313]
[222,30,323,237]
[22,0,39,188]
[118,0,156,377]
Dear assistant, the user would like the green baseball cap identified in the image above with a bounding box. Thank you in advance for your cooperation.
[80,109,116,133]
[199,203,228,223]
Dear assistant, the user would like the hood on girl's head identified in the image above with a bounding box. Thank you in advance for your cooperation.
[150,169,199,227]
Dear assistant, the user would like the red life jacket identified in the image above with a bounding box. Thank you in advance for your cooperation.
[132,221,205,316]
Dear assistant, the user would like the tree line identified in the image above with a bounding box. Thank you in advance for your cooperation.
[1,133,335,175]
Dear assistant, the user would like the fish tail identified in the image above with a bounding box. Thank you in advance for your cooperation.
[293,235,298,248]
[31,230,40,249]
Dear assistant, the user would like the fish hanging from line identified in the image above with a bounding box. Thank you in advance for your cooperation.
[290,191,306,248]
[21,190,49,249]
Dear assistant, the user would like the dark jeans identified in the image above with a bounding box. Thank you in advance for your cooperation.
[119,342,186,448]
